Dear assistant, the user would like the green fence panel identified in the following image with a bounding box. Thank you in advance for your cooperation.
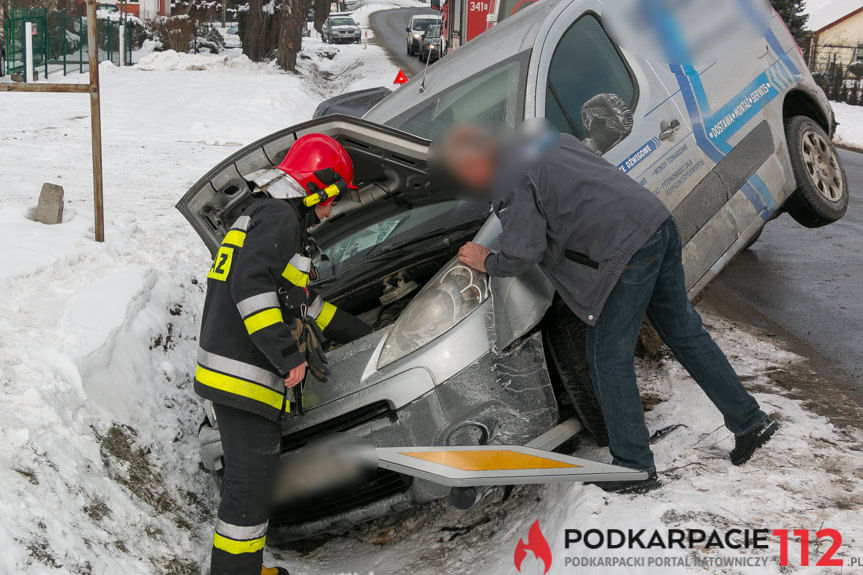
[5,8,135,77]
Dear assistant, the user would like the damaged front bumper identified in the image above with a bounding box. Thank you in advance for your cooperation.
[268,330,559,540]
[199,317,561,541]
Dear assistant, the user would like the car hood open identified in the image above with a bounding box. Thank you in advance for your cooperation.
[176,115,435,256]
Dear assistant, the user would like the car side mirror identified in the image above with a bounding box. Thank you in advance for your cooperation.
[580,93,634,155]
[406,27,411,32]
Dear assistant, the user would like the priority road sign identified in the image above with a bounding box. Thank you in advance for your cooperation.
[377,445,648,487]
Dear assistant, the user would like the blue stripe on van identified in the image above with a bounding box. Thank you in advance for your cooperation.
[645,1,780,219]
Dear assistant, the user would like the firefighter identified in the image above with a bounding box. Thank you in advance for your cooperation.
[196,134,371,575]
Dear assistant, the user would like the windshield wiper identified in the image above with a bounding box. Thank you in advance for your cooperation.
[366,221,479,260]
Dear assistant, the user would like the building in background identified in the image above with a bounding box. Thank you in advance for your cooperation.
[807,0,863,73]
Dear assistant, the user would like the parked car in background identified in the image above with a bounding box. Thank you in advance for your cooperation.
[182,0,848,542]
[405,14,441,56]
[322,14,362,44]
[419,24,443,63]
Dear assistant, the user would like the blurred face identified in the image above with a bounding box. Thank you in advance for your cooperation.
[314,203,333,220]
[435,125,498,196]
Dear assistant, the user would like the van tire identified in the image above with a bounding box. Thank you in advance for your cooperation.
[543,297,609,446]
[784,116,848,228]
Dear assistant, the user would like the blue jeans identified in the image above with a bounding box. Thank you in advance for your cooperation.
[585,217,767,472]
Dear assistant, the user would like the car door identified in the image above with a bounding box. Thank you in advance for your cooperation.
[531,1,727,289]
[533,4,709,206]
[642,2,792,291]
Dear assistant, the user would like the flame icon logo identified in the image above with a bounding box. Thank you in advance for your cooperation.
[514,520,552,574]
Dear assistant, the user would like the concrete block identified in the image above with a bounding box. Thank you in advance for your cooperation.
[35,183,64,225]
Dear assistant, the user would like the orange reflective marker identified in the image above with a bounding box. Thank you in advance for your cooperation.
[394,70,408,84]
[403,449,580,472]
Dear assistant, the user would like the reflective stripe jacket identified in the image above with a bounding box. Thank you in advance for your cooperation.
[196,199,311,421]
[196,198,372,421]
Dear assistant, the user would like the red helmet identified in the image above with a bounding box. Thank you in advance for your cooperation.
[276,134,357,206]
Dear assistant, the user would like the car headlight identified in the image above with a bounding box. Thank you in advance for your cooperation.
[378,258,489,369]
[413,32,422,39]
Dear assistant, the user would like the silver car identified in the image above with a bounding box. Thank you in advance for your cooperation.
[179,0,847,541]
[406,14,441,56]
[322,14,361,44]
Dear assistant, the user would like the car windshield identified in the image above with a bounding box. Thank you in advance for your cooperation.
[426,26,440,39]
[331,18,356,26]
[385,56,525,139]
[412,18,439,31]
[314,200,488,277]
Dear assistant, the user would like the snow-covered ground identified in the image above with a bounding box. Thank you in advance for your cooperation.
[832,101,863,149]
[0,2,861,572]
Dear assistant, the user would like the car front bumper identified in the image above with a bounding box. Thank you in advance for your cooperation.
[267,331,559,541]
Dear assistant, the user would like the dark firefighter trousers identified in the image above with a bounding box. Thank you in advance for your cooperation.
[211,403,281,575]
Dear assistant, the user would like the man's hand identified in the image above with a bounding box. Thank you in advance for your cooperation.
[458,242,492,273]
[284,363,307,388]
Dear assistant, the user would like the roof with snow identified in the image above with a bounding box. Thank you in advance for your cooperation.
[806,0,863,32]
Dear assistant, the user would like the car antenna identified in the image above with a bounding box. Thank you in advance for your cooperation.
[419,41,433,94]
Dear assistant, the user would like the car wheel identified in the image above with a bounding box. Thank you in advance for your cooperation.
[543,297,609,446]
[783,116,849,228]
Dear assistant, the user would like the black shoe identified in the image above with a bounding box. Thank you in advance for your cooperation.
[587,471,661,494]
[730,418,778,466]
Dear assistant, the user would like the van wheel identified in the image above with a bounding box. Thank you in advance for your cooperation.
[543,297,609,446]
[784,116,848,228]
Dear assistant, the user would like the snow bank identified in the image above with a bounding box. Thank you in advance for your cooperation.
[135,50,269,73]
[832,101,863,149]
[0,5,408,569]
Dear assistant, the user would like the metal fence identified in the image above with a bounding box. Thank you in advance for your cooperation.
[806,40,863,106]
[4,7,134,79]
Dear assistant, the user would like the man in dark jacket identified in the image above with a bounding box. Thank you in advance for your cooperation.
[197,134,370,574]
[435,123,777,493]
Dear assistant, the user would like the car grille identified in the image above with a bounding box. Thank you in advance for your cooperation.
[273,401,412,528]
[280,400,395,453]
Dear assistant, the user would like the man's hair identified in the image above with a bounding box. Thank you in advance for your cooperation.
[428,123,498,196]
[429,123,496,171]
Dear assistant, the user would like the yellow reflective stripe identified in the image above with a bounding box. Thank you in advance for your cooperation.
[213,532,266,555]
[195,366,286,411]
[222,230,246,247]
[261,568,279,575]
[243,308,283,335]
[281,263,309,287]
[316,302,338,331]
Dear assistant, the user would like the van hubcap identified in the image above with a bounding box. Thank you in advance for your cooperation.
[801,129,843,202]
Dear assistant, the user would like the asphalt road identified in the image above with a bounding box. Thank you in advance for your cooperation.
[369,6,438,76]
[705,149,863,388]
[369,8,863,388]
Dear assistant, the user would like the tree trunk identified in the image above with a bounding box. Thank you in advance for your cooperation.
[277,0,310,72]
[244,0,267,61]
[313,0,330,34]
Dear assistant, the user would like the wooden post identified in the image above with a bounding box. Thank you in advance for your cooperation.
[1,6,105,243]
[86,0,105,242]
